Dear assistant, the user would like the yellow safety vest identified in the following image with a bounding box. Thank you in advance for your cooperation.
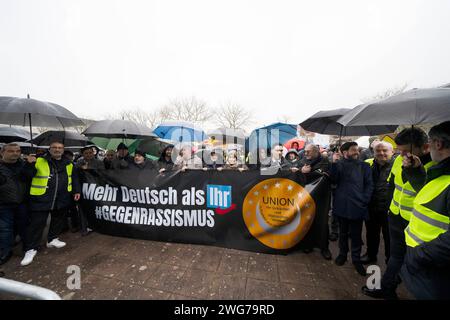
[365,158,374,167]
[388,155,436,221]
[30,157,73,196]
[405,174,450,247]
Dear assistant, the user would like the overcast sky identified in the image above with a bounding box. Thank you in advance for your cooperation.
[1,0,449,130]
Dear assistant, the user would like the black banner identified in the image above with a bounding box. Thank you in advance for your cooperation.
[79,169,331,254]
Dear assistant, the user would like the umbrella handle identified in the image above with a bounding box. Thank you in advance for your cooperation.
[28,112,35,154]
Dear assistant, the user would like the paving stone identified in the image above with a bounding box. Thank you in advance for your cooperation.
[247,255,279,282]
[144,264,186,292]
[217,253,249,275]
[278,261,315,287]
[245,278,283,300]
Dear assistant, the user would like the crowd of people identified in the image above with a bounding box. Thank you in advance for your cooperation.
[0,120,449,299]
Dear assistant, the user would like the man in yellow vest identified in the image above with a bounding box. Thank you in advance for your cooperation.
[20,141,81,266]
[363,127,433,299]
[400,121,450,299]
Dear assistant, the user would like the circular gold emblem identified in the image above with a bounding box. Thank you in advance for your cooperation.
[243,178,316,249]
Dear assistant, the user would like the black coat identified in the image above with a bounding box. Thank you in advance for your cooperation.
[111,155,134,170]
[330,158,374,220]
[22,154,81,211]
[299,155,330,183]
[368,158,394,213]
[0,159,28,205]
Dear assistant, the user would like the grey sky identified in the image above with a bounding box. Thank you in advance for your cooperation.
[1,0,449,130]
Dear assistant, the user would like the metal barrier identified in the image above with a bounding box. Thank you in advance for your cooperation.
[0,277,62,300]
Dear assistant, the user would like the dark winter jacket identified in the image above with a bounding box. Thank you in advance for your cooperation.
[330,157,374,220]
[0,159,28,205]
[283,150,301,170]
[130,159,157,171]
[368,157,395,213]
[22,153,81,211]
[299,155,330,183]
[157,145,175,171]
[401,156,450,299]
[111,155,134,170]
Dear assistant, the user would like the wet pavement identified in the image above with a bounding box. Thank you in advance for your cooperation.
[0,231,413,300]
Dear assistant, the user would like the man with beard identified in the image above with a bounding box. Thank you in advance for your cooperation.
[331,142,373,276]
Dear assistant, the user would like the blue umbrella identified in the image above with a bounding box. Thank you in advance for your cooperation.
[246,122,298,152]
[153,121,206,142]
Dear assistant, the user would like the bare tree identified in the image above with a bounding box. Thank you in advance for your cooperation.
[118,108,163,128]
[362,83,409,103]
[161,96,213,124]
[215,102,254,130]
[103,108,164,129]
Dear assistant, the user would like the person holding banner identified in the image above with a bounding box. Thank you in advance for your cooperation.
[157,145,174,173]
[112,143,134,169]
[131,150,156,170]
[223,150,248,171]
[174,145,203,171]
[331,141,373,276]
[298,143,332,260]
[283,149,301,172]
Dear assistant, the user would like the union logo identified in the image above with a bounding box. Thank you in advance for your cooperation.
[243,178,316,249]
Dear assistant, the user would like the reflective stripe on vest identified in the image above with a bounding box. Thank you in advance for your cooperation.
[388,155,436,221]
[30,158,73,196]
[405,174,450,247]
[365,158,374,167]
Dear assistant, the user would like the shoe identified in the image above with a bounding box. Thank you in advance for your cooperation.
[361,254,377,265]
[321,248,332,260]
[20,249,37,266]
[353,263,366,276]
[335,255,347,266]
[302,248,313,254]
[0,252,12,265]
[328,233,338,242]
[46,238,66,249]
[362,286,398,300]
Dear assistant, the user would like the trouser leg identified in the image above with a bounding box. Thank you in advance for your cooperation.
[338,217,350,257]
[349,219,363,263]
[0,206,15,257]
[25,210,50,251]
[366,211,382,259]
[47,208,68,242]
[380,212,407,292]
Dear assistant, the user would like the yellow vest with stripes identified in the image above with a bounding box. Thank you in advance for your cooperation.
[365,158,374,167]
[405,174,450,247]
[388,155,436,221]
[30,157,73,196]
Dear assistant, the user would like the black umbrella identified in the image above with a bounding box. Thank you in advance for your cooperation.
[337,87,450,127]
[0,95,84,142]
[0,126,33,143]
[300,108,397,136]
[82,119,157,139]
[30,130,91,147]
